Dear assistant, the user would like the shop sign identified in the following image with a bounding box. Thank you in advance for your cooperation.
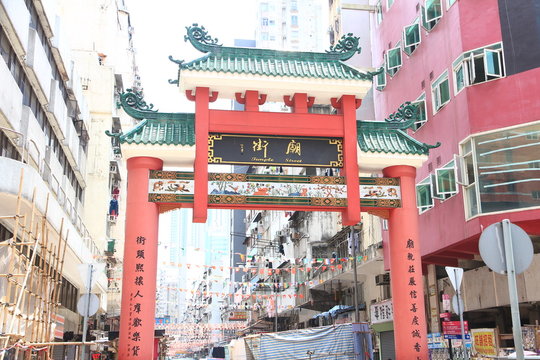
[370,299,393,324]
[471,328,498,356]
[442,320,468,335]
[229,311,248,321]
[208,133,344,167]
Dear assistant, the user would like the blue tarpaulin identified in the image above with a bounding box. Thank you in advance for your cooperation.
[259,323,355,359]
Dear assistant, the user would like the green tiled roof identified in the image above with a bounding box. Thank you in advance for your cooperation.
[117,116,195,146]
[168,24,374,82]
[357,127,434,155]
[357,102,440,155]
[113,92,439,155]
[108,90,195,146]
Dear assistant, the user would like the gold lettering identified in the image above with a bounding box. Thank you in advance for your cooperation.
[252,138,269,158]
[286,140,301,156]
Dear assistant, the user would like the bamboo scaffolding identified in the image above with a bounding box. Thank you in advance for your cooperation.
[0,172,70,360]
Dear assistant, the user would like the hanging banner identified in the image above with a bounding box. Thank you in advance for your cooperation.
[148,171,401,209]
[208,133,343,167]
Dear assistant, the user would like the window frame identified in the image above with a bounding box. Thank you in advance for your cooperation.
[412,93,428,131]
[375,66,386,91]
[376,1,383,25]
[387,0,394,10]
[386,43,402,77]
[416,176,434,213]
[403,22,421,56]
[447,0,457,8]
[420,2,442,32]
[435,160,459,198]
[431,70,450,113]
[452,43,505,95]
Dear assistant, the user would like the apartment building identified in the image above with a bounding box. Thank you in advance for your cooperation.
[0,0,138,357]
[366,0,540,356]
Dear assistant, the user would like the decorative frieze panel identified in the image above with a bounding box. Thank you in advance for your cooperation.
[148,171,401,208]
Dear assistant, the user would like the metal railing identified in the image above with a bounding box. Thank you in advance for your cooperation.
[1,129,99,258]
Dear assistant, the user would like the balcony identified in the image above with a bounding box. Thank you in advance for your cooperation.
[0,60,23,132]
[25,28,52,103]
[0,0,30,54]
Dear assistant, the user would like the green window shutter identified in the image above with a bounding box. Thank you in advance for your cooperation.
[376,67,386,90]
[386,46,402,69]
[405,23,421,47]
[439,79,450,104]
[436,161,457,195]
[484,49,502,77]
[416,182,434,212]
[425,0,442,22]
[455,64,465,93]
[421,6,430,30]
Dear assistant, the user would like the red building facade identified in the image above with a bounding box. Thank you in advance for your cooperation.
[371,0,540,338]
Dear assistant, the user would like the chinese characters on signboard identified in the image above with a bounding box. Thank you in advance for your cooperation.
[128,235,146,357]
[471,328,498,356]
[406,238,423,357]
[208,133,343,167]
[370,299,393,324]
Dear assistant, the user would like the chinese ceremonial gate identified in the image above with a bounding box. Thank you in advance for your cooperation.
[109,24,440,360]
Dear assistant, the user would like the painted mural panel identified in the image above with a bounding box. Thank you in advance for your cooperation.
[147,171,401,208]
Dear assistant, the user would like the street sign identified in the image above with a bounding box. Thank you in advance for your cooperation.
[444,334,471,340]
[479,221,533,275]
[77,294,99,317]
[442,321,469,335]
[452,295,465,315]
[445,266,464,292]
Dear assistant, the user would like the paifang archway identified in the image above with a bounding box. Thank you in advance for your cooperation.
[108,24,440,360]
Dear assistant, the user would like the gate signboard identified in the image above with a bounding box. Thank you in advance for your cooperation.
[208,133,343,167]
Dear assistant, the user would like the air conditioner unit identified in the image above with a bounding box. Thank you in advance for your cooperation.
[375,273,390,286]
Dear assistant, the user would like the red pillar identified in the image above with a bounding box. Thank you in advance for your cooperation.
[340,95,360,226]
[118,156,163,360]
[383,165,429,360]
[193,87,210,223]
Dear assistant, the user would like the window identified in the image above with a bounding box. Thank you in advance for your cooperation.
[453,43,505,94]
[261,2,268,12]
[291,15,298,27]
[291,0,298,11]
[261,32,269,41]
[387,0,394,9]
[386,43,402,77]
[416,177,434,213]
[447,0,457,7]
[431,71,450,113]
[421,0,442,31]
[459,123,540,218]
[375,66,386,91]
[376,1,383,25]
[412,93,428,130]
[435,160,458,198]
[262,17,269,26]
[403,22,421,55]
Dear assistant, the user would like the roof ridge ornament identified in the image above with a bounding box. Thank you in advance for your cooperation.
[385,102,417,127]
[326,33,362,61]
[119,89,158,113]
[184,23,222,53]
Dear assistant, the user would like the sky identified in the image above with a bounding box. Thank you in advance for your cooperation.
[128,0,257,112]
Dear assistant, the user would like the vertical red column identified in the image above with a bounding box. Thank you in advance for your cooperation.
[341,95,360,226]
[118,156,163,360]
[383,165,429,360]
[193,87,210,223]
